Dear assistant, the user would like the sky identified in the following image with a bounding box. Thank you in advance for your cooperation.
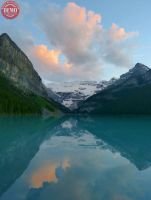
[0,0,151,82]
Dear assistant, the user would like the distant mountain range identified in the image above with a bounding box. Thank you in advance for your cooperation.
[45,79,116,110]
[0,33,68,115]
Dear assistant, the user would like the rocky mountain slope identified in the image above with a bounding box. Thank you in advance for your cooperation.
[0,33,68,115]
[77,63,151,114]
[0,33,47,97]
[46,79,116,110]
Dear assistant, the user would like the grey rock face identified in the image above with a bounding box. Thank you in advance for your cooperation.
[46,88,62,103]
[120,63,149,79]
[110,63,150,89]
[0,33,47,97]
[142,69,151,83]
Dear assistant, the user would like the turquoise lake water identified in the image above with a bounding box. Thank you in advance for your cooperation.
[0,116,151,200]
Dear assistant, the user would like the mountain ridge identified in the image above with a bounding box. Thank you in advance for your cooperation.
[77,63,151,114]
[0,33,47,97]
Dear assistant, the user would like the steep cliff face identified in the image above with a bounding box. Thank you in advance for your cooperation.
[0,33,47,97]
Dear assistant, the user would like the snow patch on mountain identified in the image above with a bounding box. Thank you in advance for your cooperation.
[45,79,116,110]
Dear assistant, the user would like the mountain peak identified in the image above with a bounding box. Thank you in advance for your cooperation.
[128,63,150,76]
[0,33,10,39]
[0,33,13,43]
[0,33,21,50]
[120,63,150,80]
[132,63,150,71]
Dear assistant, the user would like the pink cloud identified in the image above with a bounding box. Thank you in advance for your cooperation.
[109,23,138,41]
[29,44,101,81]
[32,45,61,69]
[30,44,74,78]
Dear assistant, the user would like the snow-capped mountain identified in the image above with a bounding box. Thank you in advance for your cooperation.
[45,79,116,110]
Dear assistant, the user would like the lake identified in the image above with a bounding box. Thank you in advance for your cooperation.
[0,115,151,200]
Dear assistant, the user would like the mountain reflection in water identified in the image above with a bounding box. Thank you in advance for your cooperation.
[0,116,151,200]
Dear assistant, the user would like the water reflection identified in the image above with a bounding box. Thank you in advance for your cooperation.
[30,160,70,188]
[0,116,151,200]
[79,116,151,170]
[0,116,60,197]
